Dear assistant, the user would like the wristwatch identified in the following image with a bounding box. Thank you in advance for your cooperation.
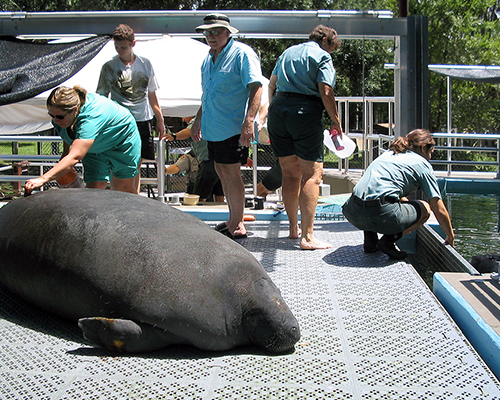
[172,133,177,140]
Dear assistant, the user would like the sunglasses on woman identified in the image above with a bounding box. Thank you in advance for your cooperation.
[48,110,72,120]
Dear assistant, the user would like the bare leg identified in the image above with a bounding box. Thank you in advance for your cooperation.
[215,162,246,236]
[296,158,331,250]
[134,169,141,194]
[111,174,140,194]
[279,156,301,239]
[133,159,146,195]
[85,181,108,190]
[257,182,272,198]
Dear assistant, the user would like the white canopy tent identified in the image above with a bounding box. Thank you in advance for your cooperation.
[0,35,209,134]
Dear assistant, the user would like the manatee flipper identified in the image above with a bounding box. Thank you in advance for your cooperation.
[78,317,184,353]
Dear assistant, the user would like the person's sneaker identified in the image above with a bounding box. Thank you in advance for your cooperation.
[363,231,379,253]
[376,235,408,259]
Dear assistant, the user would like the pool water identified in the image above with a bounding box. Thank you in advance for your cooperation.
[445,193,500,261]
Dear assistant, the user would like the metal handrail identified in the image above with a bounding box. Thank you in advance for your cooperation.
[430,132,500,177]
[3,117,500,200]
[0,135,166,201]
[336,96,395,172]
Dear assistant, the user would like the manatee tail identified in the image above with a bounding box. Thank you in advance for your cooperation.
[78,317,182,353]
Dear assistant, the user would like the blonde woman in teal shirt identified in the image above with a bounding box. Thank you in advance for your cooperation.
[25,86,141,194]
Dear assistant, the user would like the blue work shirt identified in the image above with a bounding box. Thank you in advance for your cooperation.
[272,41,336,96]
[200,37,262,142]
[352,150,442,201]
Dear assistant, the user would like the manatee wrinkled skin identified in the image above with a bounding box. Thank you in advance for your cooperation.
[0,189,300,353]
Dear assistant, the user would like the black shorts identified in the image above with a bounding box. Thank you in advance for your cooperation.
[268,96,324,162]
[207,135,249,165]
[136,120,155,161]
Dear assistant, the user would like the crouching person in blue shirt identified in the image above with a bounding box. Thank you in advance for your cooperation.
[342,129,455,259]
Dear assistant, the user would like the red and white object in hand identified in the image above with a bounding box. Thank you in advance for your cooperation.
[330,128,345,151]
[323,129,356,159]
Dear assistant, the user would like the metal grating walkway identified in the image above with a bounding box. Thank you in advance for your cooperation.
[1,220,500,399]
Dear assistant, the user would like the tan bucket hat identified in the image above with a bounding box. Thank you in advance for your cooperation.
[195,13,239,34]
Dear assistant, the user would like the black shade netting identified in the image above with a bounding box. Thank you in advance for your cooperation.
[0,35,110,106]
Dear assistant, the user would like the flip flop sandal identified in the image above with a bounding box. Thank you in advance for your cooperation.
[221,229,248,240]
[215,222,228,233]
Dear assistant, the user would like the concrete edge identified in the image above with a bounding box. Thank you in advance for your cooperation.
[433,272,500,380]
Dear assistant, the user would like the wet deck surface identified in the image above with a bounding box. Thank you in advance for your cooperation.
[1,219,500,399]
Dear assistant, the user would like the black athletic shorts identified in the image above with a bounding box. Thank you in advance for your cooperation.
[207,134,249,165]
[136,119,155,161]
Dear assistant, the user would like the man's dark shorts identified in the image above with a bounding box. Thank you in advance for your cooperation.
[208,134,249,165]
[268,95,324,162]
[136,120,155,161]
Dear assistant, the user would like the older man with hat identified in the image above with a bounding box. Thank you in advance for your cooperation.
[192,13,263,240]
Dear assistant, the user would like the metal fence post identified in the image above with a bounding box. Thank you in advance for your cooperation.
[157,138,166,203]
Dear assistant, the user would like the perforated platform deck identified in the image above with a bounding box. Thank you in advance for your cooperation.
[1,220,500,399]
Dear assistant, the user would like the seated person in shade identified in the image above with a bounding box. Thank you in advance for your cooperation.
[165,116,224,202]
[165,150,199,194]
[342,129,455,260]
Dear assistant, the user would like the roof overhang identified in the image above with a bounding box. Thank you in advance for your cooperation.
[0,10,402,40]
[429,64,500,84]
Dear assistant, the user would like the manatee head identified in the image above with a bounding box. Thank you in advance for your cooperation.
[469,254,500,273]
[242,277,300,354]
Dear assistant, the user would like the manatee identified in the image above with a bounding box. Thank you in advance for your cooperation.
[0,189,300,353]
[469,254,500,274]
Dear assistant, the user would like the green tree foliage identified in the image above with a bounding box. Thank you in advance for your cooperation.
[0,0,397,98]
[411,0,500,133]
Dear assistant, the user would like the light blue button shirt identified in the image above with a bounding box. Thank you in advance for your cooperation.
[272,41,336,96]
[200,37,263,142]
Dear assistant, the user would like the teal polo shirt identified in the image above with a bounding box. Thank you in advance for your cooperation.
[272,41,336,96]
[352,150,442,201]
[56,93,140,154]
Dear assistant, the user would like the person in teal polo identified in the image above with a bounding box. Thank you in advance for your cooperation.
[268,25,342,250]
[25,85,141,194]
[342,129,455,259]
